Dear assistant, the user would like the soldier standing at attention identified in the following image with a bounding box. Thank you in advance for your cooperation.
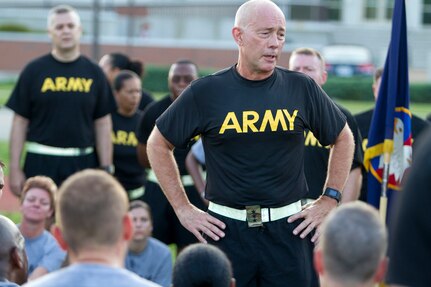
[6,5,114,196]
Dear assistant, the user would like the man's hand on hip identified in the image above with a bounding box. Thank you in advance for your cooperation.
[176,204,226,244]
[287,196,338,243]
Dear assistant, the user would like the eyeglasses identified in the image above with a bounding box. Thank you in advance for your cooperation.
[171,75,195,84]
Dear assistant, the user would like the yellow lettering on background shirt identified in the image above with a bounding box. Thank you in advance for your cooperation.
[67,77,84,92]
[41,78,56,92]
[82,78,93,92]
[55,77,67,91]
[41,77,93,93]
[127,132,138,146]
[116,131,128,145]
[304,131,321,147]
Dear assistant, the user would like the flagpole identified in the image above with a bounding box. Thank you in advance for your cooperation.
[380,152,391,223]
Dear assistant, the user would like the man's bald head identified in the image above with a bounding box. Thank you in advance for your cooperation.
[234,0,284,29]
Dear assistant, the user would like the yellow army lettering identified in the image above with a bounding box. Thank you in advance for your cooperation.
[112,130,138,146]
[304,130,330,149]
[219,109,298,134]
[41,77,93,93]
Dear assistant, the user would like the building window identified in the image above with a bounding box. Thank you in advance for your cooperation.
[424,0,431,24]
[289,0,341,21]
[365,0,378,19]
[385,0,394,20]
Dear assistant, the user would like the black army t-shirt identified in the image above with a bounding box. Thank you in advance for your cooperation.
[112,110,146,190]
[6,54,114,148]
[136,96,193,175]
[303,104,363,199]
[156,66,346,208]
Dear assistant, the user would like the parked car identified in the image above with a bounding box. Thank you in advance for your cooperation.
[322,45,374,77]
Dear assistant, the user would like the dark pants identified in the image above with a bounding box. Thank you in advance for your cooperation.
[143,181,207,249]
[207,211,316,287]
[24,152,98,186]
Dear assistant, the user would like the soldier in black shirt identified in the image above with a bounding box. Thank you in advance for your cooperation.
[146,1,354,286]
[6,5,114,195]
[136,60,205,252]
[111,70,147,200]
[289,48,363,204]
[354,68,428,202]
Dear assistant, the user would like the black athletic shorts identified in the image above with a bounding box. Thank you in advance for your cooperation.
[24,152,98,186]
[143,181,207,249]
[207,210,316,287]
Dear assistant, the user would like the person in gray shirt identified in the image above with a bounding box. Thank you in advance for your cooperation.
[23,169,160,287]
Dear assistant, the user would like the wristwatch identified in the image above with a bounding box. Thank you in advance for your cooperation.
[323,187,342,203]
[100,165,115,175]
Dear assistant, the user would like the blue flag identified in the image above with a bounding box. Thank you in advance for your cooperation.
[363,0,412,222]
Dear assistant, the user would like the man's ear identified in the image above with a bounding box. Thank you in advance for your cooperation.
[52,225,68,251]
[373,256,388,283]
[232,27,243,46]
[123,214,133,241]
[9,247,28,285]
[313,248,324,276]
[10,247,24,269]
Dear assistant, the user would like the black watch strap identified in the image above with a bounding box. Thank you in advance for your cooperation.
[323,187,342,203]
[100,165,115,175]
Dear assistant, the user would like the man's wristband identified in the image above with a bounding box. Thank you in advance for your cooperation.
[322,187,342,203]
[100,165,115,175]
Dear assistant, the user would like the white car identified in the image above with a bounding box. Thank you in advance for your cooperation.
[322,45,374,77]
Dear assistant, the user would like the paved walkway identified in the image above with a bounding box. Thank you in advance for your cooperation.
[0,107,13,141]
[0,107,19,213]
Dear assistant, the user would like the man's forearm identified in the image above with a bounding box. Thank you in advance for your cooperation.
[147,127,190,211]
[325,124,355,193]
[9,114,28,169]
[94,115,113,167]
[341,167,362,203]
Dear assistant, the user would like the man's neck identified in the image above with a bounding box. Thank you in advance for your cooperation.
[51,49,80,63]
[321,276,375,287]
[128,238,148,254]
[69,245,124,268]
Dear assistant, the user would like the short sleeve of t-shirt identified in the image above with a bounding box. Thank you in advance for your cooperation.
[155,87,201,148]
[301,77,347,146]
[137,97,171,144]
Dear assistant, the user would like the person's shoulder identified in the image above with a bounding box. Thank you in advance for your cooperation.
[354,108,374,119]
[0,282,20,287]
[334,103,354,116]
[22,268,66,287]
[21,53,52,71]
[148,237,171,253]
[412,113,428,125]
[117,268,162,286]
[76,55,104,72]
[275,66,307,79]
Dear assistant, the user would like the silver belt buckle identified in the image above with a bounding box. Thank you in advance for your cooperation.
[246,205,263,227]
